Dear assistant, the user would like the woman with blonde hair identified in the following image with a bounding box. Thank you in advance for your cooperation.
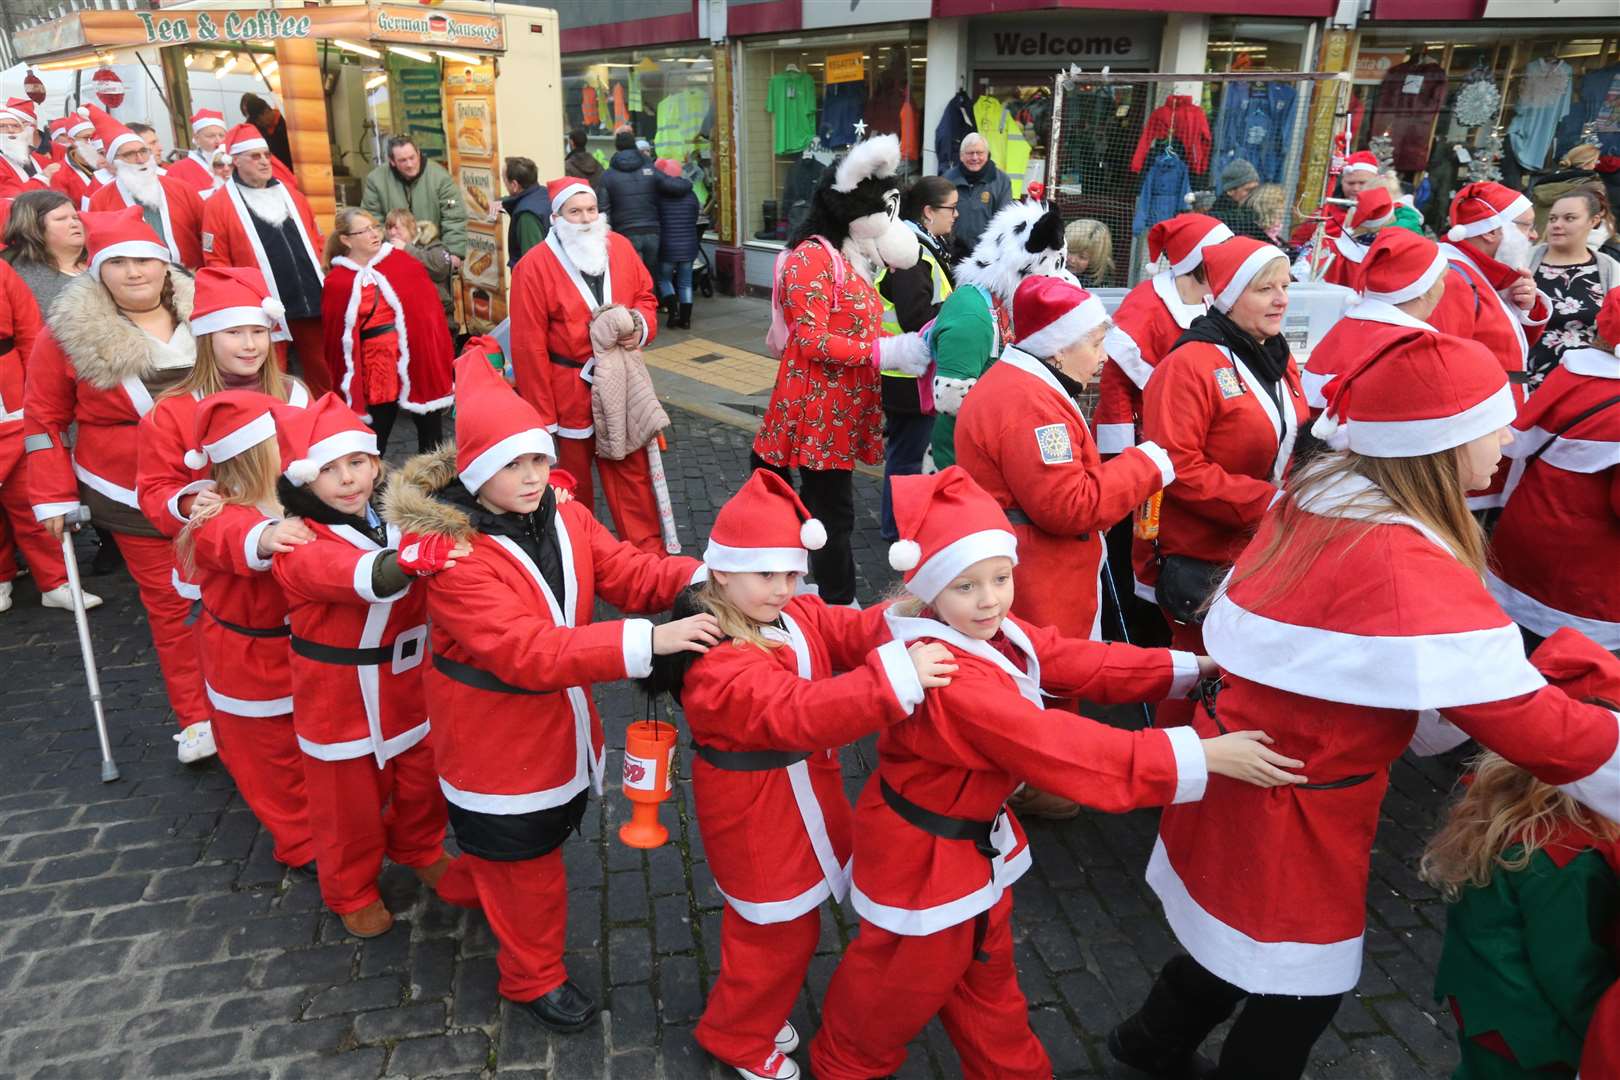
[1063,217,1113,287]
[1244,184,1287,246]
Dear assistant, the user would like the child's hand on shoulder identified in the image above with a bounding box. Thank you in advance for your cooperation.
[258,516,316,558]
[908,641,957,689]
[1202,730,1306,788]
[652,613,722,656]
[398,532,473,576]
[188,487,222,516]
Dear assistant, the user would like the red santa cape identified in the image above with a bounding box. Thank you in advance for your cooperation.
[1302,299,1436,411]
[321,243,453,415]
[201,177,324,342]
[166,150,223,200]
[88,174,207,269]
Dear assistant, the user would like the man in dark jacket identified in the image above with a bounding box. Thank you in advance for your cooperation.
[361,135,470,266]
[1210,158,1270,242]
[597,127,688,278]
[502,155,549,267]
[563,128,604,198]
[240,93,293,169]
[943,133,1011,259]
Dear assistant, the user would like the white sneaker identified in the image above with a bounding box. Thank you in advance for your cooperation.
[0,581,11,613]
[775,1022,800,1055]
[736,1051,799,1080]
[174,720,217,764]
[40,583,103,611]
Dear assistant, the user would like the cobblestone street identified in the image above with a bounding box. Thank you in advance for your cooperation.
[0,407,1467,1079]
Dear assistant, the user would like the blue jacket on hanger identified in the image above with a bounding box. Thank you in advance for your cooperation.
[821,82,868,148]
[933,90,977,173]
[1134,147,1190,235]
[1557,63,1620,156]
[1213,81,1298,184]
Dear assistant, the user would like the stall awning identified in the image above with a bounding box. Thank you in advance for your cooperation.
[934,0,1336,16]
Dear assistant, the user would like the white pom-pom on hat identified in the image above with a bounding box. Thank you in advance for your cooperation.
[800,517,827,551]
[262,296,285,322]
[1446,224,1467,242]
[1310,412,1350,452]
[285,458,320,486]
[183,448,208,470]
[889,539,921,572]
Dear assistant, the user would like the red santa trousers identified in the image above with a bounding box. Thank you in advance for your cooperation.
[276,318,332,397]
[810,893,1049,1080]
[434,849,569,1001]
[555,436,663,555]
[695,904,821,1069]
[1154,618,1205,729]
[212,709,313,867]
[111,532,209,727]
[302,743,447,915]
[0,450,68,591]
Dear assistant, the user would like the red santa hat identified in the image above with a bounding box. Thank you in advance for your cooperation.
[1594,288,1620,350]
[47,116,75,141]
[888,467,1018,602]
[183,390,279,470]
[1146,214,1233,276]
[224,122,268,156]
[2,98,37,127]
[190,109,227,135]
[1204,236,1290,313]
[547,177,594,215]
[1311,329,1514,457]
[82,206,170,279]
[1529,627,1620,705]
[1340,150,1379,176]
[189,266,285,336]
[703,469,826,574]
[1344,187,1396,234]
[274,393,379,486]
[454,345,557,493]
[1446,181,1533,243]
[1359,229,1449,306]
[1013,275,1108,358]
[59,113,93,140]
[78,104,141,160]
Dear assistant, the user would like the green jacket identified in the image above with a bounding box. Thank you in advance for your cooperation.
[929,283,1006,469]
[361,160,469,258]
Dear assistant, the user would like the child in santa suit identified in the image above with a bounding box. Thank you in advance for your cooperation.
[175,391,315,870]
[808,467,1306,1080]
[1423,631,1620,1080]
[270,394,463,938]
[135,265,308,763]
[642,469,955,1080]
[380,347,715,1032]
[1487,289,1620,654]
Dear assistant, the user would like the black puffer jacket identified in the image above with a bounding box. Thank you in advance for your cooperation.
[599,149,689,234]
[656,183,701,264]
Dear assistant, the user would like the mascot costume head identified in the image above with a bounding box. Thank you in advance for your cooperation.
[792,134,920,284]
[955,200,1071,303]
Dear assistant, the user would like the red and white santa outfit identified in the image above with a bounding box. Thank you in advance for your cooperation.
[1139,237,1307,726]
[1307,186,1396,291]
[0,98,51,199]
[166,109,228,199]
[47,114,99,210]
[1487,290,1620,649]
[1431,181,1552,509]
[205,124,330,396]
[182,390,313,867]
[956,276,1173,647]
[26,208,209,728]
[682,469,925,1080]
[270,394,449,921]
[510,177,663,553]
[83,105,207,269]
[1126,330,1620,1078]
[384,348,702,1010]
[810,467,1205,1080]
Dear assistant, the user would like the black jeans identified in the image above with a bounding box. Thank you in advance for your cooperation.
[880,412,934,543]
[749,453,857,605]
[371,404,445,456]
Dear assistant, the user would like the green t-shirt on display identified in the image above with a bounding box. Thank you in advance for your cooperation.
[768,69,817,155]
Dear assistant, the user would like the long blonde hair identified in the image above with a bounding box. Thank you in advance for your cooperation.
[164,332,290,402]
[1421,750,1620,901]
[175,438,285,573]
[692,577,784,652]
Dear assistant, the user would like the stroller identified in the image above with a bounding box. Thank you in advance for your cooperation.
[691,216,715,298]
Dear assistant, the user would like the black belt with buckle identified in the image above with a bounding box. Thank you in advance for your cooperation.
[432,652,550,696]
[206,607,291,639]
[1003,505,1088,541]
[1197,680,1373,791]
[691,741,812,771]
[549,352,587,369]
[292,634,420,666]
[359,322,397,341]
[880,779,1005,962]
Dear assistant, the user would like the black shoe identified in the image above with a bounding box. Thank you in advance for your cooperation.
[658,293,676,318]
[1106,1026,1217,1079]
[289,860,318,879]
[514,980,599,1033]
[676,302,692,329]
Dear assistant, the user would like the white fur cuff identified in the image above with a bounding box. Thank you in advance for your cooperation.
[877,332,932,377]
[932,376,976,414]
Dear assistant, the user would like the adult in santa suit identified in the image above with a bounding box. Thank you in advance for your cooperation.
[1286,149,1379,250]
[1431,180,1552,510]
[83,105,207,269]
[204,123,329,396]
[1487,288,1620,654]
[510,177,669,554]
[382,346,710,1032]
[810,467,1302,1080]
[1139,237,1307,728]
[1293,185,1398,290]
[1111,330,1620,1080]
[166,109,229,200]
[49,114,108,211]
[0,99,54,199]
[26,207,210,737]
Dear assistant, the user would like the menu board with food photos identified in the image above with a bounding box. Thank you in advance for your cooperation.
[442,58,505,334]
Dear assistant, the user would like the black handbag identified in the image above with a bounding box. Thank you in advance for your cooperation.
[1155,554,1227,626]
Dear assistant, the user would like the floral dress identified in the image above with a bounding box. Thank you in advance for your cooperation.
[752,241,886,470]
[1528,256,1604,385]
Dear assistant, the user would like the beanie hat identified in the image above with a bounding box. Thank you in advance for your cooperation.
[1310,329,1513,457]
[2,99,37,127]
[1345,187,1396,234]
[190,266,285,336]
[1203,236,1289,313]
[453,344,556,493]
[82,206,169,279]
[1218,158,1260,194]
[1530,627,1620,706]
[1359,229,1449,306]
[78,104,141,160]
[888,467,1018,602]
[224,122,268,156]
[1595,288,1620,350]
[183,390,279,470]
[1146,214,1233,275]
[190,109,227,135]
[547,177,593,215]
[703,469,826,574]
[1014,275,1108,358]
[1341,151,1379,176]
[274,393,379,486]
[1447,181,1533,243]
[653,158,681,178]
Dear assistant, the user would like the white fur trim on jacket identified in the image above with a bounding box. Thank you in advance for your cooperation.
[222,178,323,342]
[332,245,453,416]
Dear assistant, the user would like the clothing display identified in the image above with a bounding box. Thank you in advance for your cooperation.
[821,82,867,149]
[1564,63,1620,156]
[934,90,977,173]
[1131,95,1211,175]
[970,95,1032,198]
[1213,81,1299,185]
[1134,148,1191,235]
[656,88,709,163]
[1064,85,1125,194]
[767,68,818,155]
[1372,58,1448,172]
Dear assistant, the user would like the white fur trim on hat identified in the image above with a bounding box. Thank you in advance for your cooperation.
[1342,160,1379,175]
[889,539,921,572]
[800,518,827,550]
[228,133,269,155]
[287,429,379,485]
[1335,382,1517,458]
[905,529,1019,604]
[192,114,227,134]
[1168,222,1233,276]
[202,411,277,466]
[702,541,809,575]
[1019,294,1108,358]
[192,305,276,336]
[1214,244,1289,313]
[1447,193,1532,243]
[262,297,285,322]
[550,181,592,215]
[90,239,172,279]
[833,133,900,193]
[459,428,557,494]
[1364,249,1449,306]
[183,448,209,470]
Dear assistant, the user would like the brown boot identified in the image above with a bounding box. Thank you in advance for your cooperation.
[340,900,394,939]
[1008,786,1082,820]
[413,853,453,889]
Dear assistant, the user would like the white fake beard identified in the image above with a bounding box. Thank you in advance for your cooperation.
[117,161,164,209]
[1495,224,1534,271]
[0,133,32,169]
[553,217,609,277]
[238,182,291,227]
[74,139,101,169]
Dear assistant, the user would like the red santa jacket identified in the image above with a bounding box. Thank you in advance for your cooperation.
[89,174,207,269]
[1302,299,1437,413]
[0,155,49,200]
[48,157,99,210]
[682,598,923,925]
[1095,271,1206,456]
[850,609,1203,936]
[383,445,701,814]
[202,178,324,342]
[1158,471,1620,997]
[273,517,431,765]
[166,152,221,200]
[1488,346,1620,648]
[321,244,453,416]
[1584,982,1620,1079]
[955,346,1172,640]
[1140,337,1307,570]
[189,503,293,717]
[510,230,658,439]
[0,259,43,488]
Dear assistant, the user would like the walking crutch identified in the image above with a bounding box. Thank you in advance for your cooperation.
[59,504,118,782]
[1100,560,1155,731]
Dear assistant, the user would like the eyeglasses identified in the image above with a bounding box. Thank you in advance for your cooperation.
[117,148,153,164]
[932,204,960,215]
[344,224,380,237]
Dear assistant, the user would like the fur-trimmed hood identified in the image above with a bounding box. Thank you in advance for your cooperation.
[380,442,478,541]
[47,269,196,390]
[954,201,1068,303]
